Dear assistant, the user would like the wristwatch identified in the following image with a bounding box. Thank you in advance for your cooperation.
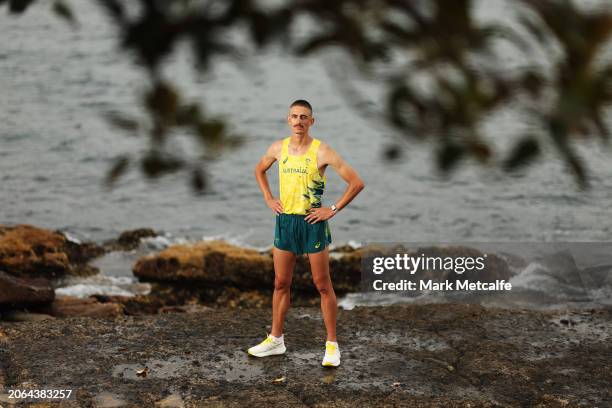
[331,204,338,213]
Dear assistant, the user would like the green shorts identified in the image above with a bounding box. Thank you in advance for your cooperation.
[274,214,332,255]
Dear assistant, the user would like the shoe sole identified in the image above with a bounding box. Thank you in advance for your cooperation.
[322,360,340,367]
[247,346,286,357]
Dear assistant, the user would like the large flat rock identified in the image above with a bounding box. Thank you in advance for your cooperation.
[0,270,54,306]
[49,296,125,318]
[133,241,361,293]
[0,304,609,407]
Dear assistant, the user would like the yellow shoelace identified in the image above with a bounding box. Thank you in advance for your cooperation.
[326,342,337,354]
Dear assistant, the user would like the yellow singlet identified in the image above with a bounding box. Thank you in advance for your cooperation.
[279,137,325,215]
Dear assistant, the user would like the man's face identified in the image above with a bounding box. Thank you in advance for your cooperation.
[287,106,314,136]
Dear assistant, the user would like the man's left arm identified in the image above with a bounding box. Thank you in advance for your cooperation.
[304,144,365,224]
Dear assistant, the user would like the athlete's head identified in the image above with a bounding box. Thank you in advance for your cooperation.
[288,99,314,136]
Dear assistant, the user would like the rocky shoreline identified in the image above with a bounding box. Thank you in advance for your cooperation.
[0,304,610,407]
[0,224,611,406]
[1,224,519,320]
[0,224,364,319]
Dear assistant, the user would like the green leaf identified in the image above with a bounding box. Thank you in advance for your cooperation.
[104,112,140,134]
[191,167,206,192]
[566,151,588,190]
[105,155,130,186]
[437,143,464,174]
[384,144,401,161]
[141,151,184,178]
[7,0,37,14]
[503,136,540,171]
[145,82,180,124]
[96,0,123,21]
[176,104,202,127]
[52,0,76,26]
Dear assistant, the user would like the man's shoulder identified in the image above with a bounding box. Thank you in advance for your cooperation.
[265,139,285,158]
[316,140,336,155]
[268,139,285,150]
[316,140,341,165]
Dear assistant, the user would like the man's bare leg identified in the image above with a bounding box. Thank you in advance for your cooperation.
[308,248,337,341]
[271,247,296,337]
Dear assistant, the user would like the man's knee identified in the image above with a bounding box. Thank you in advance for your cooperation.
[313,277,332,295]
[274,277,291,292]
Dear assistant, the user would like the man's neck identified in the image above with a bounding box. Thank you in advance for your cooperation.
[290,133,312,146]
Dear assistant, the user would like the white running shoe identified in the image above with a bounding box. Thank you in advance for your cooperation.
[322,341,341,367]
[247,334,286,357]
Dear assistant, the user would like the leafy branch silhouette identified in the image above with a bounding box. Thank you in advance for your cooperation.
[3,0,612,190]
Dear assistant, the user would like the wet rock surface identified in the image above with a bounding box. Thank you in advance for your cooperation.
[133,241,362,293]
[103,228,158,252]
[0,224,103,278]
[92,284,278,315]
[0,304,610,407]
[133,241,275,286]
[0,270,55,307]
[130,241,362,311]
[46,296,125,319]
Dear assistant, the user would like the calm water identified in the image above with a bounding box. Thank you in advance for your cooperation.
[2,2,612,247]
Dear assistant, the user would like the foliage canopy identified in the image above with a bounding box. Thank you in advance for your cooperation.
[3,0,612,190]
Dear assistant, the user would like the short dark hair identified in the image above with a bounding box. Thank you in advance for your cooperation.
[290,99,313,114]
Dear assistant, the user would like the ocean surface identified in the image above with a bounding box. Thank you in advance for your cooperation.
[2,1,612,307]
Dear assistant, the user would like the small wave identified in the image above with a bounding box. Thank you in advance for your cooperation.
[508,250,594,301]
[510,262,557,290]
[141,234,190,250]
[202,231,246,243]
[200,232,273,252]
[55,275,150,298]
[586,287,612,306]
[339,291,429,310]
[56,283,134,298]
[63,231,83,244]
[141,231,364,254]
[345,240,362,249]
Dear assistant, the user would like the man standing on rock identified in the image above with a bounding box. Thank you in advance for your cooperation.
[249,100,364,367]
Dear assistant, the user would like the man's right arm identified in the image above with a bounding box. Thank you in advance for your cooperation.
[254,141,283,214]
